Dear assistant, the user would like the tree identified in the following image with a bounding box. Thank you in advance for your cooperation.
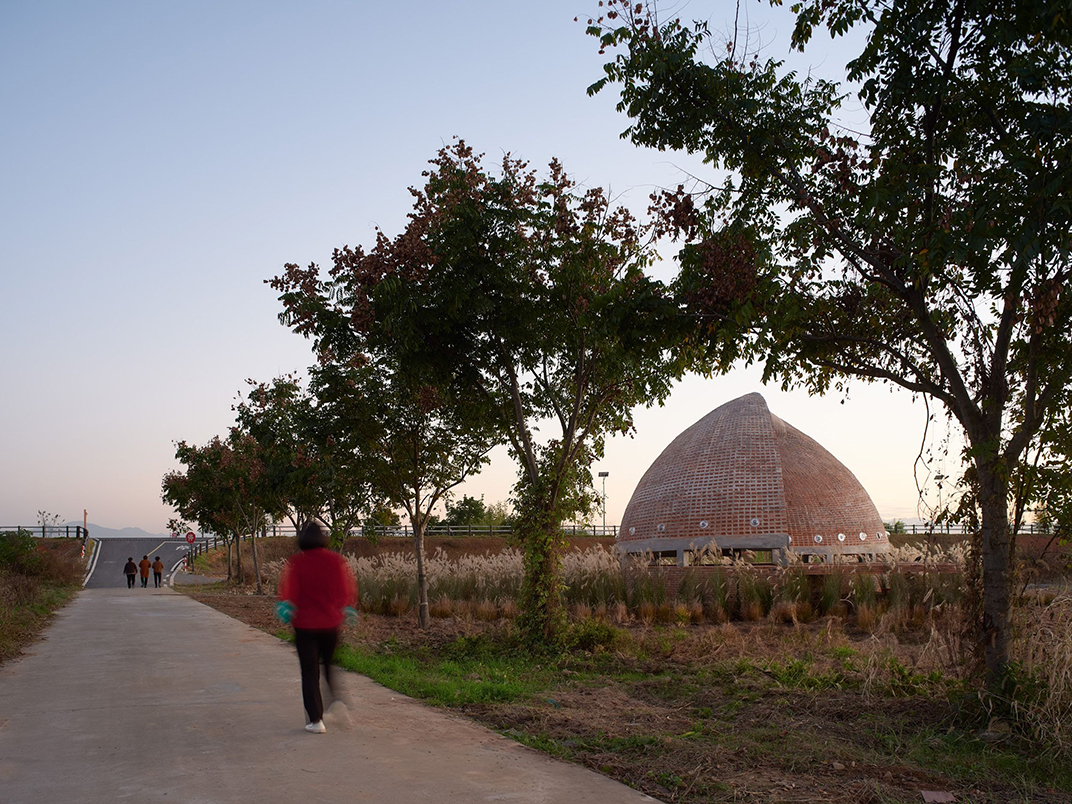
[235,373,379,546]
[271,141,688,642]
[165,517,190,537]
[37,511,62,532]
[589,0,1072,684]
[162,429,284,590]
[445,495,489,528]
[312,359,495,628]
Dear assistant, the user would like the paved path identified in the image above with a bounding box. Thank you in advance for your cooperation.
[0,587,658,804]
[84,537,194,589]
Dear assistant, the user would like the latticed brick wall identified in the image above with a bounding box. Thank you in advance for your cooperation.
[620,392,889,560]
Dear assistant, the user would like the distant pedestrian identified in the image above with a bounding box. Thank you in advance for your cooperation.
[123,557,137,588]
[152,556,164,588]
[276,522,358,734]
[138,555,151,588]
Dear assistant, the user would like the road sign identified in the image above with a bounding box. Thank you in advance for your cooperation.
[186,532,196,544]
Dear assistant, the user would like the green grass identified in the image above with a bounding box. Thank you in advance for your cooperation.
[333,638,557,706]
[254,609,1072,804]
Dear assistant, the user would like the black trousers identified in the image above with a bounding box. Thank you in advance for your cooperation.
[126,574,135,588]
[294,627,339,723]
[140,575,148,587]
[153,572,162,588]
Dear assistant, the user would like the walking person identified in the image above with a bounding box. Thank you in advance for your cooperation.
[152,556,164,588]
[123,557,137,588]
[138,555,151,588]
[276,522,358,734]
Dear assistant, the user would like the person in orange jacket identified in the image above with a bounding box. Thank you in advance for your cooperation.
[151,556,164,588]
[276,521,358,734]
[138,555,152,588]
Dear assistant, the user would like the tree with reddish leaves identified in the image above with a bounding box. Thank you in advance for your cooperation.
[234,373,379,546]
[589,0,1072,685]
[271,141,689,643]
[162,429,284,591]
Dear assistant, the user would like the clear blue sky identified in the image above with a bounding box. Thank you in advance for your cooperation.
[1,1,945,532]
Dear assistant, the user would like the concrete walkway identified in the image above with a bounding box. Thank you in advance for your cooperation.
[0,587,658,804]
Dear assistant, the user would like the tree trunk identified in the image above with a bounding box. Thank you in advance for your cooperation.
[226,536,233,580]
[413,518,430,630]
[519,514,566,644]
[251,526,264,595]
[234,532,244,582]
[978,461,1013,690]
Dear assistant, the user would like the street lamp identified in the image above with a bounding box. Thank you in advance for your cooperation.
[598,471,609,534]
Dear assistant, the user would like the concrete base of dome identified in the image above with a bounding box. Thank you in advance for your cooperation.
[617,534,891,567]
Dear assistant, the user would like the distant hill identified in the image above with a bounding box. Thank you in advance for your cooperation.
[65,522,168,540]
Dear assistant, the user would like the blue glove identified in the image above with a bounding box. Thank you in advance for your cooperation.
[343,606,357,626]
[276,600,295,625]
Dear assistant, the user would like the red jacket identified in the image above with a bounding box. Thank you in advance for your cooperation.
[277,548,357,630]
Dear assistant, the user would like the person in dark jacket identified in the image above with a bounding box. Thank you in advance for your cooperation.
[276,522,358,734]
[138,555,152,588]
[123,557,137,588]
[152,556,164,588]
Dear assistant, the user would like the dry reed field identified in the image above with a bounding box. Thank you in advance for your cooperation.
[185,535,1072,804]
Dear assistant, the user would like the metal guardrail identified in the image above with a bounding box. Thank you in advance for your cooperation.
[0,525,89,539]
[260,523,620,539]
[897,523,1053,536]
[182,523,620,566]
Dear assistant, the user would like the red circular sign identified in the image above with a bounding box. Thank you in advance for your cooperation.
[185,532,196,544]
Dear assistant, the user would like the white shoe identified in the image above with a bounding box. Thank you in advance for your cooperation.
[305,720,326,734]
[326,700,352,726]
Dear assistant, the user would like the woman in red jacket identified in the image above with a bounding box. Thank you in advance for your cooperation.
[276,521,358,734]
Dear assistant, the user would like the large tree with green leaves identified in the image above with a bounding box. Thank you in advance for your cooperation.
[589,0,1072,683]
[311,359,495,628]
[271,141,688,642]
[235,373,379,544]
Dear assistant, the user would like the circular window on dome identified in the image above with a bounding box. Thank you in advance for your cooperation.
[814,534,823,543]
[699,520,709,529]
[837,533,846,542]
[750,517,760,527]
[629,527,636,536]
[657,524,665,533]
[859,532,867,541]
[876,531,885,540]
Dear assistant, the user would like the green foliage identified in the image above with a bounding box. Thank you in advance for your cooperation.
[272,141,692,645]
[765,657,847,691]
[445,495,489,527]
[564,617,621,653]
[0,530,41,575]
[737,571,774,617]
[819,572,847,615]
[849,572,878,610]
[776,568,811,604]
[589,0,1072,685]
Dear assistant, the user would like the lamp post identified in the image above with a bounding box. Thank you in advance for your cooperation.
[598,471,609,534]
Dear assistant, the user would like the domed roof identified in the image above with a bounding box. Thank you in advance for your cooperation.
[618,393,889,557]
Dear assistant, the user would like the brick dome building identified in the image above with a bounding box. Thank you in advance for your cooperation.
[618,393,890,564]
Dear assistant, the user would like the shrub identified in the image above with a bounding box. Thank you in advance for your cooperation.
[565,618,620,652]
[737,571,773,620]
[1008,593,1072,758]
[819,571,846,615]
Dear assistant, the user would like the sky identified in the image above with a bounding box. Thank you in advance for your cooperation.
[1,1,953,532]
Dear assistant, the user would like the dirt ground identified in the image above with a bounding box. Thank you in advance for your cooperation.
[183,587,1070,804]
[179,534,1071,803]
